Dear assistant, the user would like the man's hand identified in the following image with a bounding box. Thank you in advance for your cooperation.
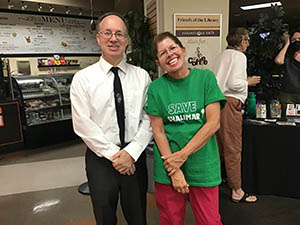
[247,76,261,86]
[283,33,290,45]
[170,169,189,194]
[110,150,135,175]
[162,151,187,176]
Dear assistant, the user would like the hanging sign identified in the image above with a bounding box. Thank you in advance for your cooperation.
[174,13,222,70]
[0,12,100,55]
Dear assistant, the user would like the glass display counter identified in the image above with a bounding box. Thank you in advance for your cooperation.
[13,74,72,126]
[11,74,77,148]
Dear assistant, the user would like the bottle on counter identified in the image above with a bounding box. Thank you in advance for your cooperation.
[247,92,256,118]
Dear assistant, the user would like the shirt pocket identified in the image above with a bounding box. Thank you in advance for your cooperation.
[126,90,142,118]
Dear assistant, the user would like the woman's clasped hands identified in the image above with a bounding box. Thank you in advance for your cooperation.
[162,151,189,194]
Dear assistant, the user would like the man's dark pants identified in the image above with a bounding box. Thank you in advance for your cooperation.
[86,149,148,225]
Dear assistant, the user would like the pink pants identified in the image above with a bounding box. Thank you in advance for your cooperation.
[155,182,223,225]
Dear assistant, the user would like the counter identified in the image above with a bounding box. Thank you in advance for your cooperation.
[242,119,300,199]
[0,101,24,153]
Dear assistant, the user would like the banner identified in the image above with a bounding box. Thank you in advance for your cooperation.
[0,12,100,55]
[174,13,222,70]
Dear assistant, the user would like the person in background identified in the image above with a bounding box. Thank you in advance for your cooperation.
[70,12,152,225]
[213,27,260,203]
[144,31,226,225]
[274,28,300,116]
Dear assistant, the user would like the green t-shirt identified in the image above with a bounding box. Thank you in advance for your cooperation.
[144,68,226,187]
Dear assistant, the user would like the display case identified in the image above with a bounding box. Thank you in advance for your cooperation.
[11,74,77,148]
[13,74,72,126]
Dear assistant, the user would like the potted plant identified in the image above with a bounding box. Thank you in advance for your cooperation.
[124,11,157,79]
[246,6,288,101]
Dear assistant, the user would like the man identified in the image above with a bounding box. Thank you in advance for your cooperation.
[213,27,260,203]
[274,28,300,116]
[70,12,152,225]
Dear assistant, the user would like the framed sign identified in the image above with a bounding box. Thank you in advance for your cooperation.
[174,13,222,70]
[0,12,100,55]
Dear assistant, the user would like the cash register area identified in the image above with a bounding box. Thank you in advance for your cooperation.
[1,139,300,225]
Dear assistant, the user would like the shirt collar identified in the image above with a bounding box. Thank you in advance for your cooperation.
[99,56,127,75]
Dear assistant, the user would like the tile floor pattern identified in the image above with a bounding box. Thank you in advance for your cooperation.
[1,139,300,225]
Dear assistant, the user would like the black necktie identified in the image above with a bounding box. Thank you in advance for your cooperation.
[111,67,125,147]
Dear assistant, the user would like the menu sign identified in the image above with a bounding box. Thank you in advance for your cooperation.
[0,12,100,55]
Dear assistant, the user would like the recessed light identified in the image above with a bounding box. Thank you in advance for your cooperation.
[241,1,282,10]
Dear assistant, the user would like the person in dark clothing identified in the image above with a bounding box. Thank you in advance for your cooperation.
[274,28,300,116]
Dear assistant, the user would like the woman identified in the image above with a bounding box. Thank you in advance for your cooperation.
[144,32,226,225]
[213,27,260,203]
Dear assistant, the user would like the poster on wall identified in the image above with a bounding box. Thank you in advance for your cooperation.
[0,12,100,55]
[174,13,222,71]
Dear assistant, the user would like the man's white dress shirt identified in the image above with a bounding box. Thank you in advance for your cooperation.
[213,49,248,103]
[70,57,152,161]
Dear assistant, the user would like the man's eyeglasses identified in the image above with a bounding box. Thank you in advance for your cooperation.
[158,45,179,59]
[98,30,127,40]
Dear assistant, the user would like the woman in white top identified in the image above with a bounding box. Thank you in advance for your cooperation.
[213,27,260,203]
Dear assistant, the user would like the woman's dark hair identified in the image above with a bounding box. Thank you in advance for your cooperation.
[226,27,249,47]
[291,41,300,54]
[287,28,300,56]
[290,27,300,39]
[153,32,184,56]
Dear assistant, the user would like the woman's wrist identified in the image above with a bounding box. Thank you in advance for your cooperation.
[180,148,190,161]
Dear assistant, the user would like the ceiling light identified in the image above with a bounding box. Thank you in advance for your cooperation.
[7,0,14,9]
[21,1,27,10]
[49,5,54,12]
[65,6,70,14]
[241,1,282,10]
[37,3,42,12]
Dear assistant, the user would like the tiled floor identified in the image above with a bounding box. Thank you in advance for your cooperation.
[0,156,86,196]
[1,139,300,225]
